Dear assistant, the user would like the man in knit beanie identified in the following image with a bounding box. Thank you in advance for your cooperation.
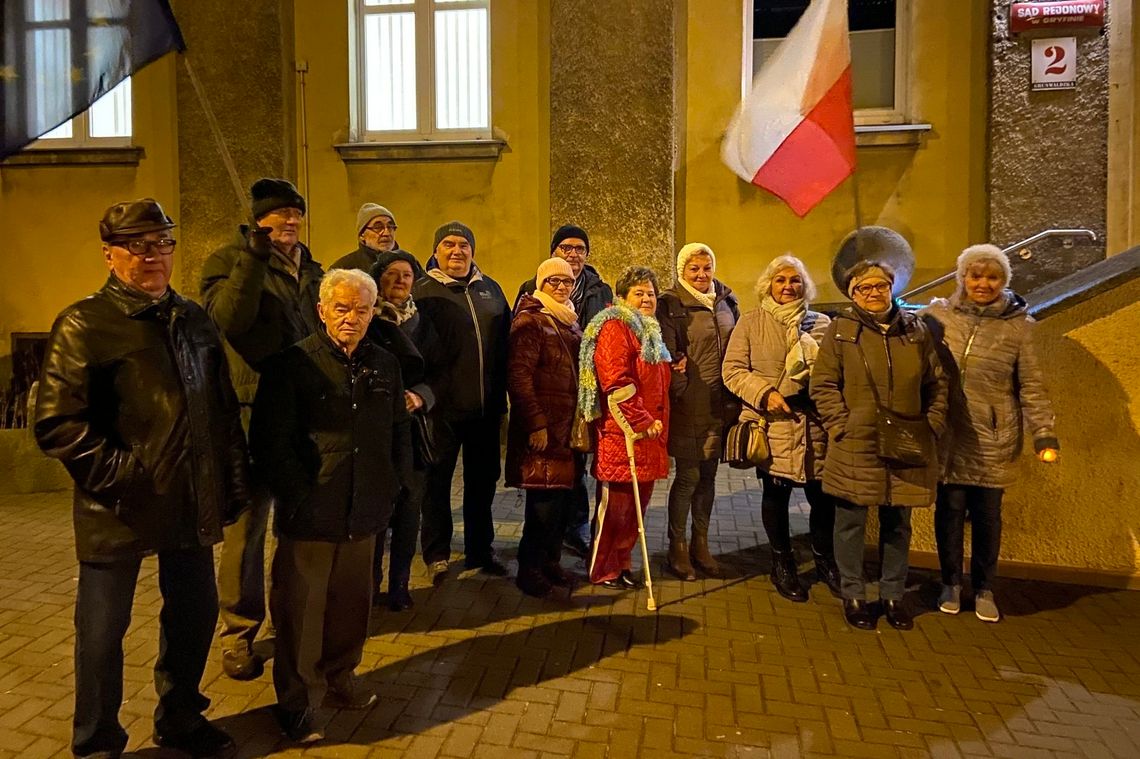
[413,222,512,581]
[512,224,615,557]
[200,177,325,681]
[330,203,424,275]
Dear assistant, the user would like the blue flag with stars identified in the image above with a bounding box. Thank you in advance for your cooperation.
[1,0,185,159]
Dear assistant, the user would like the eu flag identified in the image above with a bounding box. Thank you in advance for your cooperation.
[0,0,185,159]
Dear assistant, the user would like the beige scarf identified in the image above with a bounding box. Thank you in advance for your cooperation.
[679,279,717,311]
[760,295,819,390]
[377,296,417,325]
[532,290,577,326]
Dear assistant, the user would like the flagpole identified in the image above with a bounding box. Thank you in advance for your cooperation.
[180,54,253,220]
[850,164,866,258]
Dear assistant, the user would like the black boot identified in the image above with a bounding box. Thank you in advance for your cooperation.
[843,598,876,630]
[770,550,808,602]
[813,550,842,597]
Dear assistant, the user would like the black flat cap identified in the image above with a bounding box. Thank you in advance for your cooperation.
[99,198,176,241]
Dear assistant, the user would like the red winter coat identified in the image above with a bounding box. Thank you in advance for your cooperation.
[505,296,582,489]
[591,319,671,482]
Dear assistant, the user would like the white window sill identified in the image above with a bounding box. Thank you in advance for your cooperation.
[335,139,507,163]
[855,123,932,148]
[1,146,144,167]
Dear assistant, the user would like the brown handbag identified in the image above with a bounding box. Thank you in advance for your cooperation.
[855,340,932,468]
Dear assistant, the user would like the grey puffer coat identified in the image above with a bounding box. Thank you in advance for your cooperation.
[921,292,1057,489]
[722,306,830,483]
[656,281,740,461]
[810,307,948,507]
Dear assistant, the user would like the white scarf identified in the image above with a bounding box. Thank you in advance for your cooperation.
[532,290,577,326]
[679,279,717,311]
[760,295,819,390]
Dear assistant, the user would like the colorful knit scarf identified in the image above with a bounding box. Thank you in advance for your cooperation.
[576,303,672,422]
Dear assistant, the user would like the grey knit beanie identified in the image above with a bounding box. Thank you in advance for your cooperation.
[433,221,475,255]
[357,203,395,234]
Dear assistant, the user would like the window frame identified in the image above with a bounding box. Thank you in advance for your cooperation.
[349,0,493,143]
[743,0,912,126]
[30,77,134,150]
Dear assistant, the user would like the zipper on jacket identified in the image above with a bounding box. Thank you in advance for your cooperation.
[463,286,487,415]
[958,319,982,391]
[880,330,894,505]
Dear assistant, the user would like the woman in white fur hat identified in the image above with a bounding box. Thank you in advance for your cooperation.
[656,243,739,580]
[921,244,1059,623]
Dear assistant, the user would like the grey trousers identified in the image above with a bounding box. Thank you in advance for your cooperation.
[667,458,720,541]
[270,535,375,713]
[216,484,272,654]
[833,500,912,601]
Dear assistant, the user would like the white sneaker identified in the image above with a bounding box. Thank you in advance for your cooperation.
[975,590,1000,623]
[938,584,961,614]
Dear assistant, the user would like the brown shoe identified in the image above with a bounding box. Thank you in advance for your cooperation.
[690,533,723,578]
[666,538,696,581]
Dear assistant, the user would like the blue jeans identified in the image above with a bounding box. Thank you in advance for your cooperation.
[73,547,217,757]
[833,501,912,601]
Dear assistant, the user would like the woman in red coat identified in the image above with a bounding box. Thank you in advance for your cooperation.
[506,258,583,597]
[578,266,672,588]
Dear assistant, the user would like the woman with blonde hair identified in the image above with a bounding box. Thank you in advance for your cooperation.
[723,255,838,602]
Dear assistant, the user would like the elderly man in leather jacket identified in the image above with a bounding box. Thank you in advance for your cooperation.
[250,268,411,744]
[200,178,324,680]
[35,199,249,759]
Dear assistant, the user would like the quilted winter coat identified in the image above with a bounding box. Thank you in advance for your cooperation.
[656,281,739,461]
[505,295,583,490]
[809,307,948,507]
[722,306,831,483]
[591,319,672,483]
[921,292,1057,489]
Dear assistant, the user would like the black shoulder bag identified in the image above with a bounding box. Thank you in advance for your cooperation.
[854,338,932,468]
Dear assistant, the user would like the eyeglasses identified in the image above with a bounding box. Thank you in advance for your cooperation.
[544,277,575,289]
[112,238,177,257]
[854,282,892,296]
[366,223,397,233]
[556,243,587,257]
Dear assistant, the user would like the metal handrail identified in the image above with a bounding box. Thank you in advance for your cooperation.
[899,228,1098,302]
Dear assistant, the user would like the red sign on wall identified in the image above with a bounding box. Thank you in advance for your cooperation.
[1010,1,1106,34]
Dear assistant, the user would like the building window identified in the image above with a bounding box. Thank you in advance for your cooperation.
[351,0,491,141]
[749,0,908,124]
[14,0,133,148]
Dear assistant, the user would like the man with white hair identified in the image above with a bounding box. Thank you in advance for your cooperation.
[250,268,411,743]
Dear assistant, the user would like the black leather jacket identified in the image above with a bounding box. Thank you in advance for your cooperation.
[35,276,251,562]
[250,332,412,542]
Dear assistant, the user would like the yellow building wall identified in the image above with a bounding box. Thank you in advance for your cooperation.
[0,58,181,353]
[291,0,550,290]
[678,2,989,305]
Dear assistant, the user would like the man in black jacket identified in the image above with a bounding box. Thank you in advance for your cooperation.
[513,224,614,556]
[250,268,410,744]
[200,178,324,681]
[329,203,424,277]
[35,199,248,759]
[414,221,511,580]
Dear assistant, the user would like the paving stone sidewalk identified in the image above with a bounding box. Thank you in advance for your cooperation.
[1,465,1138,758]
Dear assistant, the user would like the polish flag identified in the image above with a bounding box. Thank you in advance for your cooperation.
[721,0,856,217]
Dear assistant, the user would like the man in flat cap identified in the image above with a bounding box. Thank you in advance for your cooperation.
[329,203,424,277]
[35,199,249,759]
[200,178,324,680]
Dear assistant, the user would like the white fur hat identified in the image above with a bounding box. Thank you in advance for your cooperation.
[956,244,1011,290]
[676,242,716,279]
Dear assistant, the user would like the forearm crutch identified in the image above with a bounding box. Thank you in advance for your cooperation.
[607,385,657,612]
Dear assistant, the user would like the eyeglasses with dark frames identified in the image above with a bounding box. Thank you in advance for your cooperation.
[112,238,177,257]
[556,243,587,257]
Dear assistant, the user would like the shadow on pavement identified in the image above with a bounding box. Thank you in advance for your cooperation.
[202,613,699,758]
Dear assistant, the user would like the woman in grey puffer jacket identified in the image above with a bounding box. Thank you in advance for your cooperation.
[921,244,1059,624]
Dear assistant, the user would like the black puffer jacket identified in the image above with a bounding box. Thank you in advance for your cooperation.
[514,264,613,331]
[35,276,250,562]
[413,266,510,421]
[200,227,324,404]
[250,332,411,542]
